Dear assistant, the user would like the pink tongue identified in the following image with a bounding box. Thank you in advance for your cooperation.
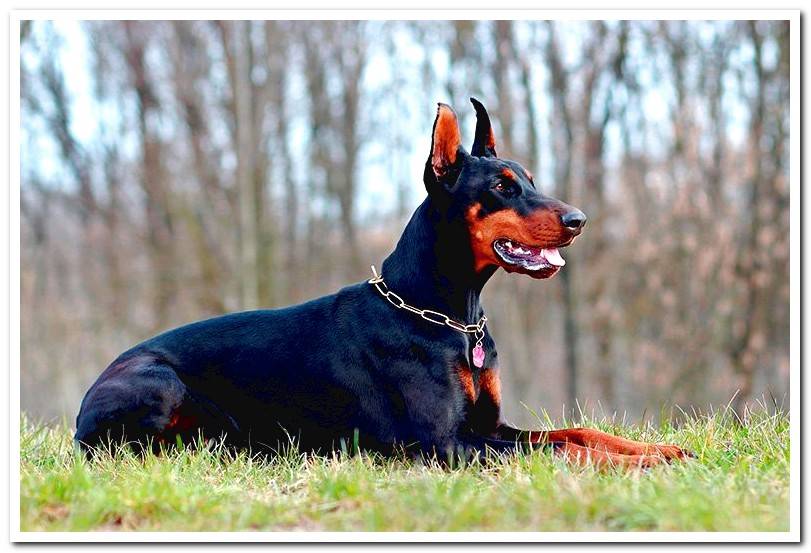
[541,248,565,266]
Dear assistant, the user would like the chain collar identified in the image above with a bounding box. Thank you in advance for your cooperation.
[367,265,487,343]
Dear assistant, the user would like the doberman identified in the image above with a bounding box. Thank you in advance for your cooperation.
[75,99,693,468]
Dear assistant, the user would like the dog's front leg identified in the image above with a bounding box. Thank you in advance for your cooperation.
[465,366,692,465]
[493,423,694,462]
[457,433,670,470]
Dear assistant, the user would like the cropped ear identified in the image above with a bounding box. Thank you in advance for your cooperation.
[470,97,497,157]
[430,103,463,179]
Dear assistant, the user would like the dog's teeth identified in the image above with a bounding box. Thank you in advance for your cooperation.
[504,241,513,248]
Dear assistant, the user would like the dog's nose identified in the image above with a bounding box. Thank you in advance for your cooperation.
[561,208,587,231]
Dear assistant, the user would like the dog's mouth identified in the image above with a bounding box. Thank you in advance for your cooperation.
[492,238,568,278]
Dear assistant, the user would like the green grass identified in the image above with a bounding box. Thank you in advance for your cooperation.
[19,406,790,532]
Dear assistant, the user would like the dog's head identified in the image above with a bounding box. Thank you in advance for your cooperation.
[424,99,586,280]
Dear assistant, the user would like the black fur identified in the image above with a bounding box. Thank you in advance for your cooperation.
[74,99,584,460]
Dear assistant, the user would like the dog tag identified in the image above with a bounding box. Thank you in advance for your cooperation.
[472,344,485,368]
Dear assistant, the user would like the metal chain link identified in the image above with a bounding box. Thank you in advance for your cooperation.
[368,265,486,342]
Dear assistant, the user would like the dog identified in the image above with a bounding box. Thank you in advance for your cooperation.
[75,99,693,468]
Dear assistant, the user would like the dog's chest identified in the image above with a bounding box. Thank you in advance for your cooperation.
[453,363,500,405]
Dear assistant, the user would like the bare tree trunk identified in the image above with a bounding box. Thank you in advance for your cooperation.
[333,22,365,274]
[101,148,128,326]
[545,23,579,412]
[447,21,477,105]
[265,21,298,299]
[337,71,361,270]
[232,20,259,309]
[582,21,614,407]
[494,21,515,157]
[731,22,767,415]
[249,21,275,307]
[765,22,791,400]
[123,21,177,329]
[171,21,228,314]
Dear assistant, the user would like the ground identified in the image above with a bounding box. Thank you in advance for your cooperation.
[19,406,789,532]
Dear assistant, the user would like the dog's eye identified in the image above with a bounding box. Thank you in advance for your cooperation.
[493,181,519,197]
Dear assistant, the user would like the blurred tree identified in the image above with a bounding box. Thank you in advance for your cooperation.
[123,21,179,328]
[169,21,230,314]
[544,22,580,411]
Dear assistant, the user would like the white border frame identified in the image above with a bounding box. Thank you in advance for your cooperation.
[8,8,801,543]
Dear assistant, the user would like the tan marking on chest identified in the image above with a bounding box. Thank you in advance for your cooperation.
[456,365,476,403]
[478,367,502,408]
[455,365,502,407]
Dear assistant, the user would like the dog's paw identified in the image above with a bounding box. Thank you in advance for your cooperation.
[631,454,665,470]
[653,444,696,461]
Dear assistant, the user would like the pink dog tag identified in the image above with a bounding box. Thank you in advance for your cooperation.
[472,344,485,368]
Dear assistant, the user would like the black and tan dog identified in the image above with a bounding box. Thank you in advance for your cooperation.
[75,99,692,468]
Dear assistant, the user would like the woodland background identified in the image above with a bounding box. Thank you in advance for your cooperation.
[20,20,790,426]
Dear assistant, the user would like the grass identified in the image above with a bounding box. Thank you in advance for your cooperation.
[19,405,790,532]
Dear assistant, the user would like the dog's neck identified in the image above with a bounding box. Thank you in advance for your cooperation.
[380,198,497,325]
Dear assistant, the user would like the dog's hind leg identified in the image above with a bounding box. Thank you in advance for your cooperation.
[74,354,193,455]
